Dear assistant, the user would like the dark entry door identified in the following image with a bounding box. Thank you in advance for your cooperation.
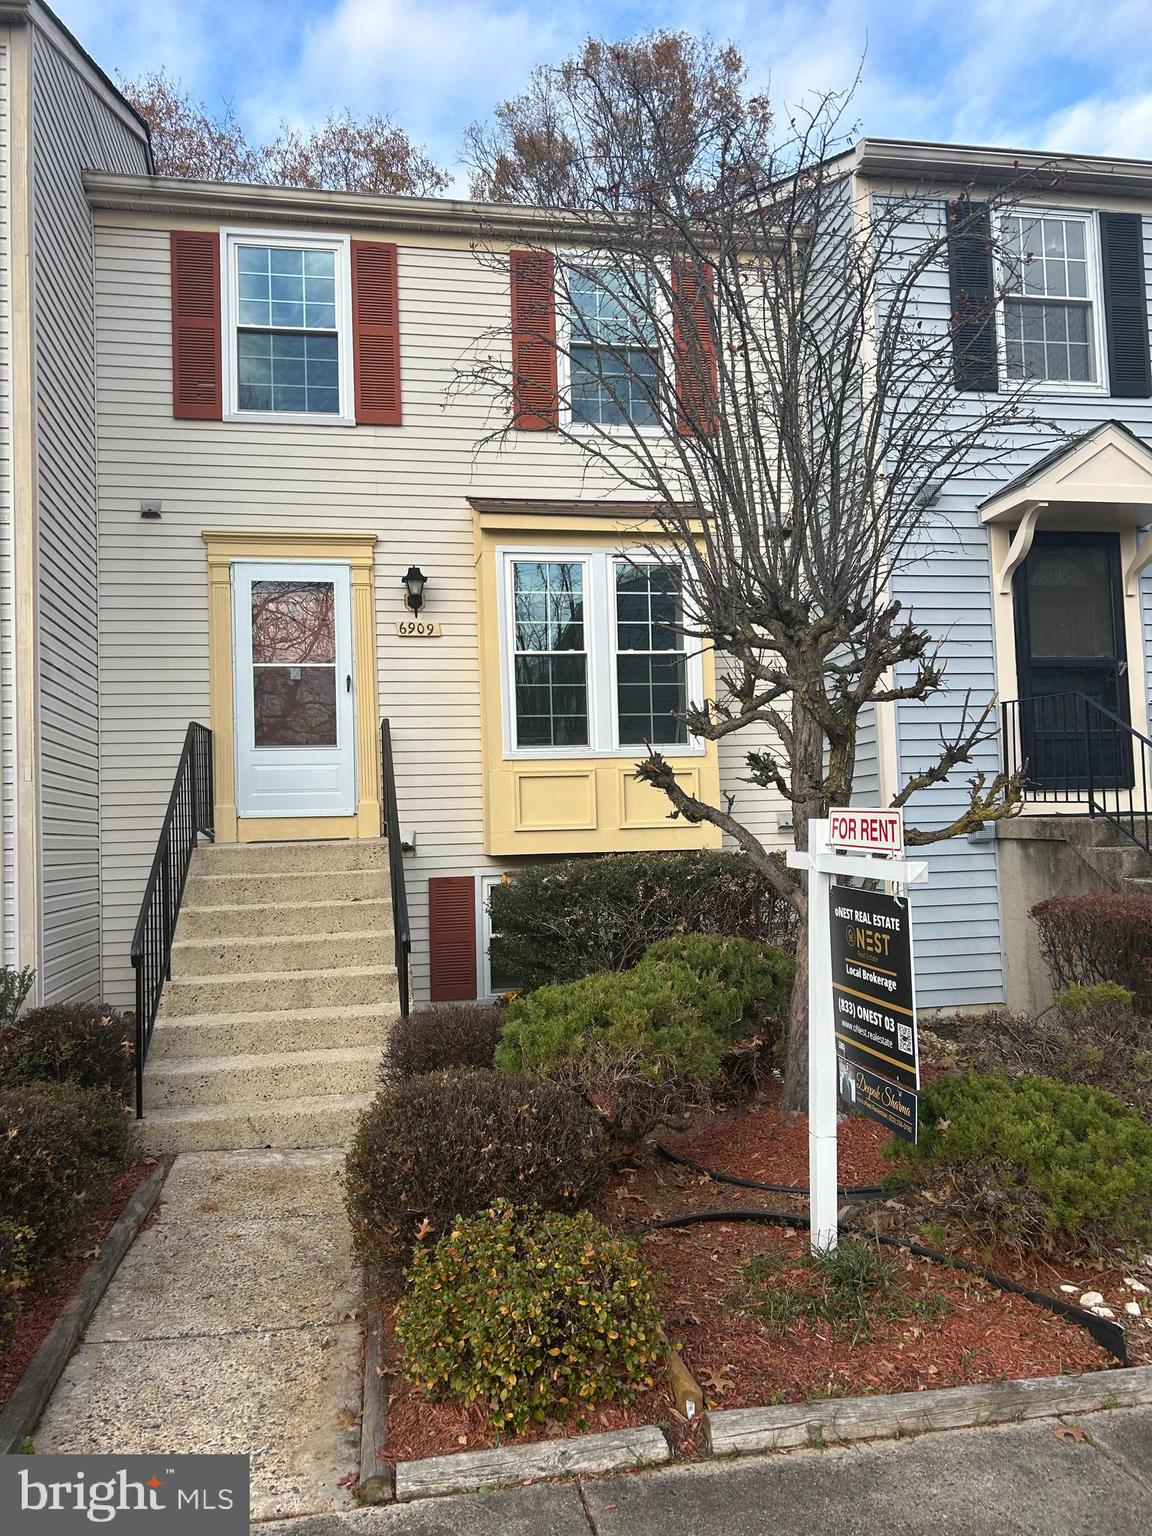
[1013,531,1131,792]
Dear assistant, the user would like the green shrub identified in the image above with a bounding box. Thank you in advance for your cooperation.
[0,1003,134,1103]
[344,1070,610,1275]
[0,965,35,1028]
[0,1220,32,1344]
[379,1004,503,1082]
[488,850,797,990]
[964,984,1152,1117]
[889,1072,1152,1253]
[1032,893,1152,1010]
[0,1082,135,1268]
[396,1201,665,1433]
[496,935,792,1139]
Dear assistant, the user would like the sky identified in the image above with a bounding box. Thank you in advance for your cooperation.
[53,0,1152,189]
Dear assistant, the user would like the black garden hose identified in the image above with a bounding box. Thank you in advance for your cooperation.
[635,1206,1129,1365]
[653,1140,886,1200]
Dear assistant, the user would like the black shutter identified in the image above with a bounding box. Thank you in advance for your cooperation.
[1099,211,1152,398]
[946,199,999,393]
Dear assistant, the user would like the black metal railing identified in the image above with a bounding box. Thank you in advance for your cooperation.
[1001,692,1151,854]
[130,722,214,1117]
[380,719,411,1017]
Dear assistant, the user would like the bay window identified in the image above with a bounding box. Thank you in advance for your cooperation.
[502,549,697,754]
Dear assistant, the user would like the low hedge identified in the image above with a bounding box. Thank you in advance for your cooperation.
[1031,892,1152,1011]
[488,850,797,990]
[0,1219,32,1345]
[378,1004,503,1081]
[344,1069,610,1276]
[396,1201,665,1433]
[0,1081,135,1268]
[889,1071,1152,1253]
[0,1003,134,1103]
[496,934,792,1139]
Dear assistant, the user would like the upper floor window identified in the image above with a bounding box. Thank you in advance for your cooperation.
[1001,212,1103,388]
[502,549,696,755]
[222,231,354,423]
[567,268,662,429]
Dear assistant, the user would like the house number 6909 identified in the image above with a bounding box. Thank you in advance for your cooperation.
[395,619,441,637]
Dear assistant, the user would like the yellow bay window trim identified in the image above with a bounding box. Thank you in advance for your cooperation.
[472,507,720,856]
[202,530,380,842]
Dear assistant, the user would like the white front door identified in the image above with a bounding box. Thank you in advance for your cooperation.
[233,560,357,818]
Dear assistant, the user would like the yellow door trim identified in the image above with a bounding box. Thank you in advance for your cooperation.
[202,530,380,843]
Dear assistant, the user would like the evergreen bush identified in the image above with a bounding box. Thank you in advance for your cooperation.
[0,1003,134,1103]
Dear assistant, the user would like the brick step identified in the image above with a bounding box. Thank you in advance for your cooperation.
[143,1045,381,1111]
[183,869,385,908]
[170,929,392,978]
[176,897,392,941]
[158,965,398,1018]
[137,1091,375,1155]
[145,1004,395,1060]
[191,839,391,877]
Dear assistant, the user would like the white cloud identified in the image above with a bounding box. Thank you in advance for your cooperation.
[1036,92,1152,158]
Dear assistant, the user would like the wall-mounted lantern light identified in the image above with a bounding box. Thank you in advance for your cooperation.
[402,565,428,613]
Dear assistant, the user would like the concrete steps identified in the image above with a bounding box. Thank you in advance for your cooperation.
[142,839,398,1152]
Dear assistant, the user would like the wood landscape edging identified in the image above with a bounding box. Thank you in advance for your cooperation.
[0,1160,169,1455]
[370,1364,1152,1501]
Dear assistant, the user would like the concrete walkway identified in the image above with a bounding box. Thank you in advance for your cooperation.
[34,1149,362,1522]
[270,1409,1152,1535]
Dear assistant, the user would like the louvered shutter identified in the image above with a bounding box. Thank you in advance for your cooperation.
[946,200,999,393]
[428,875,477,1002]
[170,231,221,419]
[351,240,402,425]
[1099,211,1152,398]
[672,260,718,436]
[509,249,558,430]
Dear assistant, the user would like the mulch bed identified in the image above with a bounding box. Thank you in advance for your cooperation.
[376,1082,1146,1465]
[0,1158,163,1411]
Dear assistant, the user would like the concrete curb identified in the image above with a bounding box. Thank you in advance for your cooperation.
[0,1160,169,1455]
[704,1364,1152,1457]
[393,1424,671,1501]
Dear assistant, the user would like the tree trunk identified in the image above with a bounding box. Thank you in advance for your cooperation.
[780,696,826,1112]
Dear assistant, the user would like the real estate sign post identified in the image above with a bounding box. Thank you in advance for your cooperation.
[787,813,928,1254]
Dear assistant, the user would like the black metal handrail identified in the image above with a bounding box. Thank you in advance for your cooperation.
[130,722,214,1117]
[380,719,411,1017]
[1001,692,1151,855]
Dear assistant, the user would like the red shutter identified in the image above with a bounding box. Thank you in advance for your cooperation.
[428,875,477,1002]
[170,231,221,420]
[672,260,718,436]
[351,240,402,425]
[509,249,558,430]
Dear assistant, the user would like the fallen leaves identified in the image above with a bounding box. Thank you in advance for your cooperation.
[1052,1423,1087,1445]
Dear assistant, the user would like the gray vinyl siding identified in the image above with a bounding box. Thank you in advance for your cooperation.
[851,704,880,804]
[881,194,1152,1011]
[93,226,791,1008]
[29,27,148,1000]
[0,31,13,965]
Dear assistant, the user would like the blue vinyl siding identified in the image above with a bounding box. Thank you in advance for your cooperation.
[875,196,1152,1011]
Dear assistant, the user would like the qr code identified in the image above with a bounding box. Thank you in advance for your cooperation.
[897,1022,913,1056]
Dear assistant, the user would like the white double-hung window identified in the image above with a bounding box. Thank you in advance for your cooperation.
[501,549,700,755]
[222,230,355,422]
[1000,211,1104,388]
[565,266,663,429]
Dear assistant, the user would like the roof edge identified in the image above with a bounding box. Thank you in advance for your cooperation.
[854,138,1152,196]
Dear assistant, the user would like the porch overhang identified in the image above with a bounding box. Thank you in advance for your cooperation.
[980,422,1152,595]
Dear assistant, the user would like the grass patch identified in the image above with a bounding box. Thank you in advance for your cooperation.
[737,1237,950,1344]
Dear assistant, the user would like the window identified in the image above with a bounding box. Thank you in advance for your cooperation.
[567,267,662,428]
[1001,213,1102,387]
[223,231,353,422]
[614,561,688,745]
[478,874,521,998]
[502,550,696,754]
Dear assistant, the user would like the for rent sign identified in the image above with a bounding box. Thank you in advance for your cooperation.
[827,808,904,856]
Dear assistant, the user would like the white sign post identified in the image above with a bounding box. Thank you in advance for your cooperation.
[787,812,928,1254]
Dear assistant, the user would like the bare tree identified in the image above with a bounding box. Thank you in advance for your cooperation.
[459,33,1045,1109]
[120,68,261,182]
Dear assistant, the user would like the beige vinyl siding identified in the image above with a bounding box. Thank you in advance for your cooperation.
[94,223,790,1006]
[0,30,13,965]
[29,26,148,1000]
